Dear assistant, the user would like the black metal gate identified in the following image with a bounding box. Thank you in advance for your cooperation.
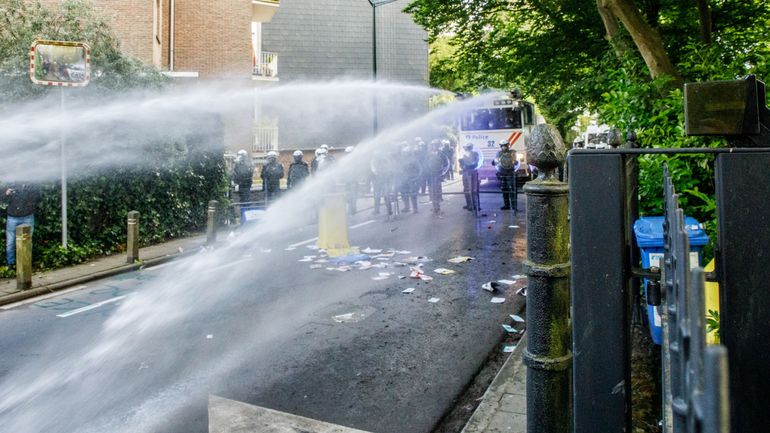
[569,75,770,433]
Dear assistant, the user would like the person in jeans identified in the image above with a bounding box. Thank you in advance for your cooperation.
[3,182,40,268]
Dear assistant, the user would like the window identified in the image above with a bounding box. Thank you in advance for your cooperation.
[462,108,522,131]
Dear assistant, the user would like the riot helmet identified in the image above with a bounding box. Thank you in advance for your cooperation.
[293,150,303,163]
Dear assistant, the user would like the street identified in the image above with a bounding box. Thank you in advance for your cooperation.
[0,184,528,433]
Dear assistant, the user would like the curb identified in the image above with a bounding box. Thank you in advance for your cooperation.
[0,249,199,307]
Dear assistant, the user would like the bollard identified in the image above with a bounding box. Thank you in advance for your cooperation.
[126,211,140,263]
[15,224,32,291]
[523,124,571,433]
[206,200,218,245]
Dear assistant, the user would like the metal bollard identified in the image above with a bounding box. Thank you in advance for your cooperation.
[16,224,32,290]
[206,200,218,245]
[523,124,572,433]
[126,211,140,263]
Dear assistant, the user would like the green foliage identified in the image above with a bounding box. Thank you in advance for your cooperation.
[0,0,228,270]
[706,309,720,341]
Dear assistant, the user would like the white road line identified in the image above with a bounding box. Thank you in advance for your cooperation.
[349,219,376,229]
[0,285,89,310]
[56,295,127,318]
[288,219,376,249]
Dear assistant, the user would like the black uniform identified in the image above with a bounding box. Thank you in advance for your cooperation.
[426,149,448,213]
[492,148,517,210]
[231,158,254,203]
[261,160,284,201]
[370,151,397,216]
[399,150,422,213]
[459,149,480,210]
[287,161,309,189]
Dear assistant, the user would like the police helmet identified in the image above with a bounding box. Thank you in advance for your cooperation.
[237,149,248,156]
[499,140,510,148]
[345,146,355,153]
[463,143,473,150]
[320,144,329,151]
[293,150,303,157]
[318,148,328,155]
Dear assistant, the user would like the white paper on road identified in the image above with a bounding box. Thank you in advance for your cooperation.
[516,287,528,297]
[510,314,525,323]
[508,225,520,229]
[298,258,313,262]
[396,250,411,255]
[371,276,388,281]
[502,324,517,333]
[206,334,213,339]
[490,297,506,304]
[309,264,323,269]
[306,245,319,250]
[497,279,515,285]
[512,274,527,279]
[503,345,517,353]
[398,276,407,279]
[448,256,474,263]
[482,282,495,292]
[376,257,391,261]
[285,247,296,251]
[362,247,382,254]
[419,274,433,281]
[428,297,440,303]
[378,272,391,277]
[332,312,366,323]
[402,288,415,294]
[434,268,456,275]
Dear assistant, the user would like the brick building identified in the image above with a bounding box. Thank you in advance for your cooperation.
[40,0,427,154]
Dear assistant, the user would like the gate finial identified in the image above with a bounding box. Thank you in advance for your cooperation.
[527,124,566,180]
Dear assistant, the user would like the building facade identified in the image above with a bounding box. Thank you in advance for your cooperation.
[41,0,427,153]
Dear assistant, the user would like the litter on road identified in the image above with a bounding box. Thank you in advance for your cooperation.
[516,287,528,297]
[371,276,388,281]
[309,264,323,269]
[395,250,411,255]
[428,297,440,303]
[512,274,527,279]
[361,247,382,254]
[503,345,517,353]
[402,288,415,294]
[433,268,456,275]
[448,256,474,264]
[508,225,520,229]
[497,279,515,285]
[510,314,525,323]
[490,297,506,304]
[502,324,517,333]
[206,334,213,339]
[482,281,507,292]
[332,312,366,323]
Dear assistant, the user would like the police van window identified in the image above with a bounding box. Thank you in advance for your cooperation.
[523,104,534,125]
[463,108,522,130]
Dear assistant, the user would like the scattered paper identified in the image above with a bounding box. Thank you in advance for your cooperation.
[309,264,323,269]
[402,288,415,294]
[378,272,391,277]
[285,247,296,251]
[332,312,365,323]
[395,250,412,255]
[371,276,388,281]
[490,297,506,304]
[516,287,528,297]
[503,345,517,353]
[298,258,313,262]
[497,279,515,285]
[510,314,525,323]
[315,259,328,263]
[448,256,474,264]
[434,268,456,275]
[482,282,495,292]
[206,334,213,339]
[508,225,520,229]
[420,275,434,281]
[428,297,440,303]
[376,257,391,261]
[512,274,527,279]
[502,324,517,333]
[398,276,406,279]
[362,247,382,254]
[306,245,320,250]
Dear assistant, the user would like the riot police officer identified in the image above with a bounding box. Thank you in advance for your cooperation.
[426,140,449,214]
[370,146,398,218]
[261,150,284,202]
[399,143,422,213]
[287,150,309,189]
[459,143,480,211]
[231,149,254,203]
[491,140,518,210]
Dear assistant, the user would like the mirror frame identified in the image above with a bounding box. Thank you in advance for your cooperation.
[29,40,91,87]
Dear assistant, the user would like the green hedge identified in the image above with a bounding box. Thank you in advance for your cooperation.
[0,117,228,272]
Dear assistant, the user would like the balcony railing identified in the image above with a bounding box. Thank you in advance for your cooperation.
[253,125,278,154]
[253,51,278,79]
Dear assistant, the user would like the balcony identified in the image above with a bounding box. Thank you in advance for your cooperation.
[252,0,279,22]
[252,51,278,81]
[253,125,279,154]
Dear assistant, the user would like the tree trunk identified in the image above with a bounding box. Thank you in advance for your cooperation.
[599,0,682,86]
[695,0,712,44]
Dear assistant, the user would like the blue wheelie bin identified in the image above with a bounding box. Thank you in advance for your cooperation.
[633,216,709,345]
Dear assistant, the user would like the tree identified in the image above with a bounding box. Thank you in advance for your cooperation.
[0,0,165,105]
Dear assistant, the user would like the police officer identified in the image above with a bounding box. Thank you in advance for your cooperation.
[491,140,518,210]
[287,150,309,189]
[260,150,284,202]
[415,138,429,195]
[459,143,480,211]
[399,143,421,213]
[343,146,360,214]
[370,146,398,218]
[426,140,448,214]
[231,149,254,203]
[441,139,456,180]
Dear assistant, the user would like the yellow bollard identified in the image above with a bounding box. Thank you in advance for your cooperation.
[16,225,32,291]
[704,259,720,344]
[317,193,354,257]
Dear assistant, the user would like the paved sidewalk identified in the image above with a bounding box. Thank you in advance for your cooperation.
[463,334,528,433]
[0,233,207,306]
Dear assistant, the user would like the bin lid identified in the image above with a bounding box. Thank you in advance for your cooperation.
[633,216,709,247]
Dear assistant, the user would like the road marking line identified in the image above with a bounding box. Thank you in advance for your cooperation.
[287,220,376,249]
[350,219,376,229]
[0,285,89,310]
[56,295,126,318]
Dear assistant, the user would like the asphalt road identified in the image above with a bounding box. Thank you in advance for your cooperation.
[0,185,527,433]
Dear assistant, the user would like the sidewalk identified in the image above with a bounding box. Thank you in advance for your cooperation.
[462,334,528,433]
[0,234,207,306]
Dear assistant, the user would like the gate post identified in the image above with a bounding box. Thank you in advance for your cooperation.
[523,124,571,433]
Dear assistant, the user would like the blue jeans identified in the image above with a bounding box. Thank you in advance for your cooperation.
[6,215,34,266]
